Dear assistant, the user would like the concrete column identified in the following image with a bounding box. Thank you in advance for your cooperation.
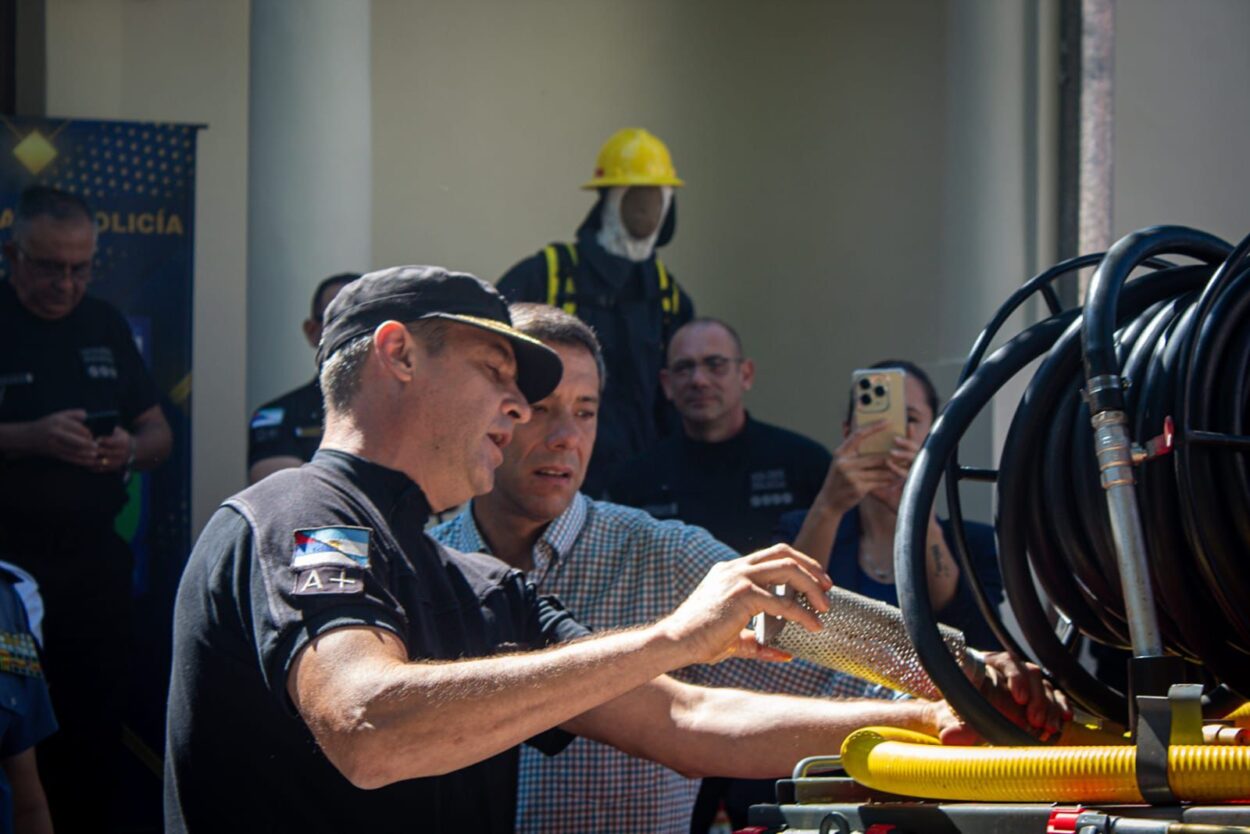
[1059,0,1115,300]
[247,0,371,410]
[937,1,1046,523]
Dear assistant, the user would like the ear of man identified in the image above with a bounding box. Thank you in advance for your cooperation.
[659,368,675,402]
[302,318,320,348]
[741,358,756,391]
[373,321,421,382]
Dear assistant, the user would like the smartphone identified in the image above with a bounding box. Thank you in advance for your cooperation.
[83,410,119,438]
[851,368,906,455]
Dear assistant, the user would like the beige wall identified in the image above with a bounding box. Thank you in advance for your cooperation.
[372,0,1054,522]
[372,0,964,452]
[38,0,1250,537]
[1114,0,1250,244]
[44,0,251,534]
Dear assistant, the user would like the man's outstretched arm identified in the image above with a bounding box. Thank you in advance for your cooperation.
[565,674,946,780]
[288,545,830,789]
[566,652,1070,779]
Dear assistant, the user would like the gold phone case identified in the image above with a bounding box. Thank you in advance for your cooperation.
[851,368,907,454]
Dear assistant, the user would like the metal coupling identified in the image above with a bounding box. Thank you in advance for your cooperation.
[1082,373,1129,403]
[1092,410,1136,488]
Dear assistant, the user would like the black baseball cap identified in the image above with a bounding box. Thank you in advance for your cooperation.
[316,265,564,403]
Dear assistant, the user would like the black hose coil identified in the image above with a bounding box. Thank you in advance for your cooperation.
[896,226,1250,744]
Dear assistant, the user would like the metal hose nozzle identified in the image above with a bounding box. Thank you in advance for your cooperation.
[755,584,981,700]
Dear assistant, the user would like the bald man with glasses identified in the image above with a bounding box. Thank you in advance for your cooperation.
[0,185,171,831]
[610,317,832,556]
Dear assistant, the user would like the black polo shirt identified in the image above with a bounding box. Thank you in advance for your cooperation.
[248,378,325,467]
[608,416,832,554]
[0,281,159,528]
[165,450,588,833]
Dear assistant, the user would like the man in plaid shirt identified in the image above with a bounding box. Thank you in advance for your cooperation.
[430,305,955,833]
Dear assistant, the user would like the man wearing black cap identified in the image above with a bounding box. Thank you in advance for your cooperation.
[164,267,1056,834]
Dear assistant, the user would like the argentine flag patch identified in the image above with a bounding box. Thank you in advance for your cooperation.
[292,527,371,570]
[250,407,285,429]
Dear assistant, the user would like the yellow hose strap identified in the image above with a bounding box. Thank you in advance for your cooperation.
[544,245,560,308]
[841,727,1250,804]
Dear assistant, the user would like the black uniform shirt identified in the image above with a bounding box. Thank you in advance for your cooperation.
[248,378,325,467]
[608,416,832,554]
[0,281,159,526]
[164,450,588,834]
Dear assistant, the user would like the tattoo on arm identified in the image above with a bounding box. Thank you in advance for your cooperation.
[931,544,947,577]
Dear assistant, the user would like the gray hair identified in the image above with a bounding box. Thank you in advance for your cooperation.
[508,303,606,392]
[320,318,450,414]
[13,186,96,244]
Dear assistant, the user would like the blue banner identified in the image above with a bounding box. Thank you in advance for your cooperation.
[0,116,198,797]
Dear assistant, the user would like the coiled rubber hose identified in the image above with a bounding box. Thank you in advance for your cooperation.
[895,225,1250,744]
[841,727,1250,804]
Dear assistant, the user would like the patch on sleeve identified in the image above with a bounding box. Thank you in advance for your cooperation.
[0,631,43,679]
[250,407,285,429]
[292,527,371,570]
[293,567,365,596]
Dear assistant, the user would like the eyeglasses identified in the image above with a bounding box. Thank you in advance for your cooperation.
[668,355,743,379]
[16,246,94,284]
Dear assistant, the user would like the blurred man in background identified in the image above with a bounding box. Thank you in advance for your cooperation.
[0,185,171,832]
[248,272,357,483]
[610,317,831,554]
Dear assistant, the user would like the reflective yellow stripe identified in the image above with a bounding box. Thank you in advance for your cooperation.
[563,244,578,314]
[544,245,560,307]
[546,243,578,314]
[657,258,673,314]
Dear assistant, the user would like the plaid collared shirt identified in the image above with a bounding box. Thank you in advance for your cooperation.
[431,494,887,834]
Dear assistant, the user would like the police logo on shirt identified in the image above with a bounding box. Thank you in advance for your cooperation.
[749,491,794,509]
[291,527,371,596]
[0,631,43,679]
[79,346,118,381]
[748,468,795,509]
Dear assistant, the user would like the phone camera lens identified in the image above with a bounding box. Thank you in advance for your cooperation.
[874,385,887,397]
[859,378,872,390]
[859,393,872,406]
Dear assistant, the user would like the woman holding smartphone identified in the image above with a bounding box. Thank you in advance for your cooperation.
[777,359,1004,650]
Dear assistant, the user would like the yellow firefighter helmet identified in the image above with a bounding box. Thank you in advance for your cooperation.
[582,127,684,189]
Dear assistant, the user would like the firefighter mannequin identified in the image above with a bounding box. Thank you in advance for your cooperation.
[498,128,694,495]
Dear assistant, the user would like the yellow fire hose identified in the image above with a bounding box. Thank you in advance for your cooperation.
[841,726,1250,804]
